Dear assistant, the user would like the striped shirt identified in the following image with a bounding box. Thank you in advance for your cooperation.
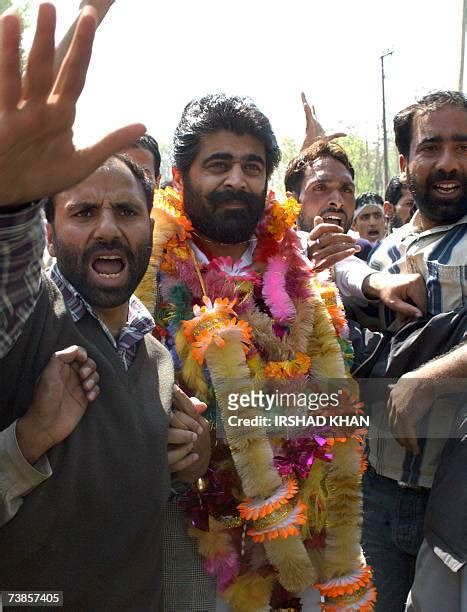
[369,212,467,316]
[0,204,154,369]
[367,212,467,487]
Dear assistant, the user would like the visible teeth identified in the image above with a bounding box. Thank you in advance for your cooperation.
[434,183,458,190]
[97,256,121,260]
[97,272,121,278]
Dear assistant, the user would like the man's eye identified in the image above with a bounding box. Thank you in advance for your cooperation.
[458,144,467,153]
[243,163,262,175]
[342,186,353,193]
[118,207,137,216]
[208,161,230,171]
[75,209,94,217]
[313,184,326,191]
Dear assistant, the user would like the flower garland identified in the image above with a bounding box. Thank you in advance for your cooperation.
[136,188,375,611]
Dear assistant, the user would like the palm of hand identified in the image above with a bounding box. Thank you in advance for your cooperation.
[0,102,78,204]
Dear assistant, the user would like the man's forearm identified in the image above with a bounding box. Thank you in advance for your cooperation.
[0,421,52,527]
[416,342,467,379]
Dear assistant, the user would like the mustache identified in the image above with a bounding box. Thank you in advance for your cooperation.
[427,169,465,184]
[320,207,348,222]
[207,189,263,207]
[82,240,135,262]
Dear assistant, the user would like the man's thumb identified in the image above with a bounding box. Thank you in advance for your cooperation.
[314,215,324,228]
[55,345,87,365]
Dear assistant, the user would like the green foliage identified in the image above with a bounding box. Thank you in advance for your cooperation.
[0,0,13,12]
[335,133,399,197]
[270,136,299,197]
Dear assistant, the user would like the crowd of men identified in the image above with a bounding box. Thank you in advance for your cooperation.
[0,2,465,611]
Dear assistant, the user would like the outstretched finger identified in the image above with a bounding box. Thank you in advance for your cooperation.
[0,12,21,111]
[312,247,359,271]
[387,297,423,319]
[23,3,56,101]
[301,91,312,131]
[324,132,347,142]
[52,5,97,101]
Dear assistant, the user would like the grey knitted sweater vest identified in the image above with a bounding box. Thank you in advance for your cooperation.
[0,277,173,610]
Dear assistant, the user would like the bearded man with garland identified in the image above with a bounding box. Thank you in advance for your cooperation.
[137,94,376,612]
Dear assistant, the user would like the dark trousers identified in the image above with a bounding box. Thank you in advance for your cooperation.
[362,467,430,612]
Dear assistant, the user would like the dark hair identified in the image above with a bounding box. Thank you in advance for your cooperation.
[355,192,383,209]
[284,139,355,195]
[172,93,281,178]
[43,155,154,223]
[394,90,467,158]
[135,134,161,178]
[384,176,406,204]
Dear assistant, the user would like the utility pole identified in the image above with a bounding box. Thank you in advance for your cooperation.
[380,50,393,189]
[460,0,467,91]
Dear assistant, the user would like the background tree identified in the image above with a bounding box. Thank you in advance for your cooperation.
[270,136,299,197]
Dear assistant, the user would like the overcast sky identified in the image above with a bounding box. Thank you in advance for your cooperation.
[23,0,465,150]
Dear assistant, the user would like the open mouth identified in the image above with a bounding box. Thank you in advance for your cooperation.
[322,214,344,227]
[367,229,380,239]
[432,181,461,195]
[90,254,127,279]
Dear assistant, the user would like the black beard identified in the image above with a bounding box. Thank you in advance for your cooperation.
[390,214,405,230]
[183,177,267,244]
[408,168,467,225]
[53,235,152,309]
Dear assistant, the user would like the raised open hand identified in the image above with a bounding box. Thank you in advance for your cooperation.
[300,92,346,151]
[0,3,144,206]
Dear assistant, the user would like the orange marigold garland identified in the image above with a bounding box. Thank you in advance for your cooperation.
[137,187,374,611]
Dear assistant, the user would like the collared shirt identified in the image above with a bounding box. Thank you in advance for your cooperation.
[50,265,154,371]
[367,212,467,487]
[369,212,467,316]
[190,237,257,267]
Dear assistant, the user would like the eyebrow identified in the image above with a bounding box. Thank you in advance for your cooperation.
[307,175,354,186]
[418,136,442,146]
[203,152,265,165]
[419,134,467,146]
[65,199,141,213]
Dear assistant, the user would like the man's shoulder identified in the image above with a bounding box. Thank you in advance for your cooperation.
[368,226,411,271]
